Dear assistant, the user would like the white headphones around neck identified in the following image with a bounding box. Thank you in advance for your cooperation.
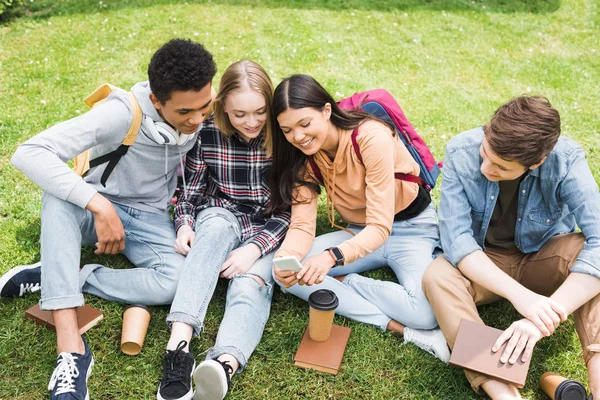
[143,116,199,146]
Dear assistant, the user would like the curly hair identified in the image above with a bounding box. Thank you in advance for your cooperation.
[148,39,217,104]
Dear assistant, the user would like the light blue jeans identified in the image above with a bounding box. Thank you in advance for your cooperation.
[166,208,274,372]
[39,193,186,310]
[275,204,441,331]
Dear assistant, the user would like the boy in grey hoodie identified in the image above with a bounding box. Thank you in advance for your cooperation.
[0,39,217,399]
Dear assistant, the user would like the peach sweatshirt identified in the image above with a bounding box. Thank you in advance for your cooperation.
[275,120,420,265]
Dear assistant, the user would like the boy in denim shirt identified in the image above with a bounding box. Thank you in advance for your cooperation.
[423,96,600,399]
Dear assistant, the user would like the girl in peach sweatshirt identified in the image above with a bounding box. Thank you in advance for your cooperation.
[267,74,449,362]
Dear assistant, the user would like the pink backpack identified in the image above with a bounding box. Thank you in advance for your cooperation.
[308,89,441,190]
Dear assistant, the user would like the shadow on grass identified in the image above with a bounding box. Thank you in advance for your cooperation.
[9,0,561,23]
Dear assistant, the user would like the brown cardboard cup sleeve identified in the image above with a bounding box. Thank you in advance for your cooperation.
[121,305,152,356]
[308,289,339,342]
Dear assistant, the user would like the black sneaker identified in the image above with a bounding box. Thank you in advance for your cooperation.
[48,336,94,400]
[0,262,41,297]
[157,340,195,400]
[192,358,233,400]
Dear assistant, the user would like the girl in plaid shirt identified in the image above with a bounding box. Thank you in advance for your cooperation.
[157,60,290,400]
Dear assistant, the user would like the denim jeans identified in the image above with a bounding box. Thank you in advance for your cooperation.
[166,208,274,372]
[274,204,441,331]
[39,192,186,310]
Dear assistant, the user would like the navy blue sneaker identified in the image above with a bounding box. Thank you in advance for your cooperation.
[0,262,41,297]
[48,336,94,400]
[157,340,195,400]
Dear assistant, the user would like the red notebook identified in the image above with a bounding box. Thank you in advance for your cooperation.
[449,319,531,388]
[294,325,351,375]
[25,304,103,335]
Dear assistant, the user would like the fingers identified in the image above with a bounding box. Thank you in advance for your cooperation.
[521,338,537,362]
[531,315,550,337]
[315,273,327,285]
[296,264,310,282]
[273,266,300,288]
[221,257,232,272]
[500,331,521,364]
[174,238,190,255]
[300,266,319,286]
[550,300,568,322]
[537,311,555,336]
[508,335,528,364]
[492,327,513,353]
[94,241,105,255]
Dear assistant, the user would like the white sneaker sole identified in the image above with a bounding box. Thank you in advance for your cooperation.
[85,357,94,400]
[0,262,41,296]
[192,360,228,400]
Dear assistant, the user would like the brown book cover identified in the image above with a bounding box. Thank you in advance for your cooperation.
[25,304,103,335]
[294,324,351,375]
[449,319,531,388]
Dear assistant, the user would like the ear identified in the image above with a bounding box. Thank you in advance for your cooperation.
[149,93,162,110]
[529,156,547,170]
[323,102,332,120]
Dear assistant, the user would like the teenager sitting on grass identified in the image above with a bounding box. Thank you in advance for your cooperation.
[267,74,449,362]
[423,96,600,400]
[156,60,290,400]
[0,39,216,399]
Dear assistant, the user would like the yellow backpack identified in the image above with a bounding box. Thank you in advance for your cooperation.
[73,84,143,187]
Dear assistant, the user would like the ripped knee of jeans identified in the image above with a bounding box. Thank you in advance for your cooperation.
[231,273,273,293]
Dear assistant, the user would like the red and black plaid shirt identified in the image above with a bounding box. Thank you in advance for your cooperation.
[174,116,291,256]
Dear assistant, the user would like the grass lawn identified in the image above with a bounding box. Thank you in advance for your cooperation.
[1,0,599,398]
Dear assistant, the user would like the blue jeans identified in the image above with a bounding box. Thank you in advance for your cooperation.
[166,208,274,372]
[39,193,186,310]
[274,204,441,331]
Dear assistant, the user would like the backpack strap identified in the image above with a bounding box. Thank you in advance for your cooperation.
[88,92,143,187]
[350,127,427,187]
[307,155,323,184]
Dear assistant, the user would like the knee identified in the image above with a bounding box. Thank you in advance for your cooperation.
[422,255,454,294]
[195,213,237,235]
[150,273,179,305]
[230,273,273,298]
[411,297,439,330]
[42,192,78,216]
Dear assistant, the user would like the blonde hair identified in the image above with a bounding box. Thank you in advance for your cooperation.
[213,60,274,155]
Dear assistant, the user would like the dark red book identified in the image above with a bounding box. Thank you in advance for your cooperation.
[25,304,103,335]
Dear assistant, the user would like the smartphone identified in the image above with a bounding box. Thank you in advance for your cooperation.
[273,256,303,272]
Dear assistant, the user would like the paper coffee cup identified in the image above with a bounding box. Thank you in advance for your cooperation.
[539,372,587,400]
[121,304,152,356]
[308,289,339,342]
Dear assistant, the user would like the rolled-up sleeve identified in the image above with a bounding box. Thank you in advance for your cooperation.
[559,147,600,279]
[438,147,482,266]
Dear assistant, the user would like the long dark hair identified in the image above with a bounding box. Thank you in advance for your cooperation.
[267,74,390,214]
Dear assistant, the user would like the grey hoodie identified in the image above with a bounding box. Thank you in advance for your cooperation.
[11,82,197,213]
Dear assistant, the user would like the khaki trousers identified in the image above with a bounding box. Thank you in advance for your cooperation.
[422,233,600,393]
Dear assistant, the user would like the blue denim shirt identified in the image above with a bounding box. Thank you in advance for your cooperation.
[439,127,600,279]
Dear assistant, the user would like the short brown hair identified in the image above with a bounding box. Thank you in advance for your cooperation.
[213,60,274,155]
[484,95,561,166]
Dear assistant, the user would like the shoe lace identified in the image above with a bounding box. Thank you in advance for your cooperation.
[48,353,80,395]
[404,329,434,354]
[219,360,233,377]
[163,340,190,386]
[19,282,41,296]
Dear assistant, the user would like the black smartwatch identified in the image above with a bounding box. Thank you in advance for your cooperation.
[326,247,345,266]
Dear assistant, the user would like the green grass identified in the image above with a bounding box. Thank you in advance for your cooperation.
[0,0,599,398]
